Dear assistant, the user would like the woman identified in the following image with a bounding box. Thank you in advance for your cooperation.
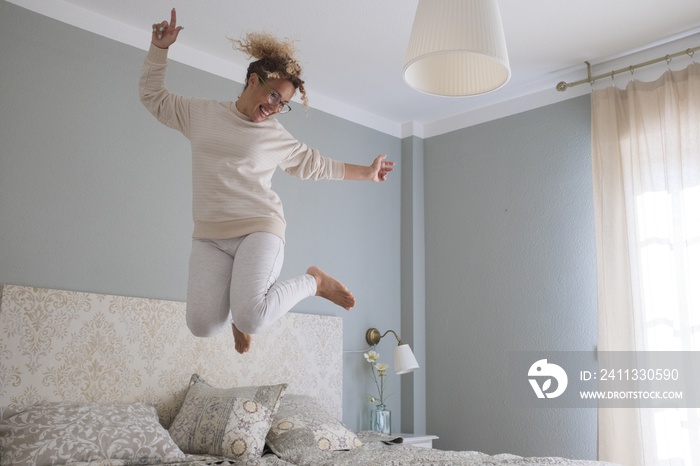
[140,9,394,354]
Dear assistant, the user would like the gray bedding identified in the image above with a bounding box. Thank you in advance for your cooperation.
[62,432,619,466]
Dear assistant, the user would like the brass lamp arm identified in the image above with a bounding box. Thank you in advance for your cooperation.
[365,327,403,346]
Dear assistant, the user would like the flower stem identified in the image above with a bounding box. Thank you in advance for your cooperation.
[372,365,383,405]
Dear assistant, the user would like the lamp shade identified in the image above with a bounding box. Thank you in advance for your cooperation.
[403,0,511,96]
[394,344,419,375]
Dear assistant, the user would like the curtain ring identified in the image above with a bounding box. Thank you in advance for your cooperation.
[666,54,672,69]
[688,49,697,64]
[585,61,595,88]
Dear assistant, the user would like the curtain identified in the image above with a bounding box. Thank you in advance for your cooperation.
[592,63,700,465]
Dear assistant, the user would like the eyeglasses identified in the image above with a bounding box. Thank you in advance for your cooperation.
[258,76,292,114]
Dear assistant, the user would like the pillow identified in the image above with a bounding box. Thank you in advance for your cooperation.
[168,374,286,461]
[0,402,185,466]
[266,394,362,456]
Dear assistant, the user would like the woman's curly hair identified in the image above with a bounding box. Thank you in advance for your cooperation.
[230,32,308,108]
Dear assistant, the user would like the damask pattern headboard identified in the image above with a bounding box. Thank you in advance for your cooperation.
[0,284,343,426]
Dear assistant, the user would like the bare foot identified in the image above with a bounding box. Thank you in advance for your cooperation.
[232,324,252,354]
[307,266,356,310]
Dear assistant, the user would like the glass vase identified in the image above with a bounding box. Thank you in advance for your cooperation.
[370,404,391,434]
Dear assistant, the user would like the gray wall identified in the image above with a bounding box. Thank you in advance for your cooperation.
[0,1,402,432]
[424,95,598,458]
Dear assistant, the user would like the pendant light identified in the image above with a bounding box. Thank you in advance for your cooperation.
[403,0,511,96]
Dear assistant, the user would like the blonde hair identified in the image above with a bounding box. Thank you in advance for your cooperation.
[230,33,308,108]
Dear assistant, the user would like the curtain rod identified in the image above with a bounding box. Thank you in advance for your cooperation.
[556,46,699,92]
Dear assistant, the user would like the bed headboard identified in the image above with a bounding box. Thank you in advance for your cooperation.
[0,284,343,426]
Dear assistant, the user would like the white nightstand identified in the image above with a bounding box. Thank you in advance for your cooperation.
[397,433,439,449]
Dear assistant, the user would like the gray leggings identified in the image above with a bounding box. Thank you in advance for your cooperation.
[186,232,317,337]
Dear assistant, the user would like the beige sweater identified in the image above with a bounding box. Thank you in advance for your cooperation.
[139,45,345,241]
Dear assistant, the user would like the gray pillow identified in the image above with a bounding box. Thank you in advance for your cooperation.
[0,402,185,466]
[266,394,362,456]
[168,374,287,461]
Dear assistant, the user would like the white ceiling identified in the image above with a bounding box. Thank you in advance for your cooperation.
[9,0,700,137]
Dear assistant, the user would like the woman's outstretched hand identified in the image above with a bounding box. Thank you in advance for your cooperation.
[343,155,395,182]
[151,8,183,49]
[369,155,394,182]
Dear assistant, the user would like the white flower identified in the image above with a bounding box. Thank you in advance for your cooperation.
[364,350,380,363]
[364,352,391,407]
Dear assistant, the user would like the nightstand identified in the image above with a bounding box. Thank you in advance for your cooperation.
[398,433,439,449]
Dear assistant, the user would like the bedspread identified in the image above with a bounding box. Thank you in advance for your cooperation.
[59,448,618,466]
[61,456,293,466]
[275,432,619,466]
[60,433,617,466]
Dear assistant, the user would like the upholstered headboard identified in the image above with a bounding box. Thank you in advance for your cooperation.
[0,285,342,426]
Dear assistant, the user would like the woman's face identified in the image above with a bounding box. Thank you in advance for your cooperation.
[239,74,295,123]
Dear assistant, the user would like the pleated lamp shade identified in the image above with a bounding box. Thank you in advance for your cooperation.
[403,0,511,96]
[394,344,420,375]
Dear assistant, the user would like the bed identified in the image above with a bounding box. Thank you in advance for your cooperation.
[0,284,618,466]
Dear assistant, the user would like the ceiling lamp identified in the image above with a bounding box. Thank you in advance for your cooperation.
[403,0,511,97]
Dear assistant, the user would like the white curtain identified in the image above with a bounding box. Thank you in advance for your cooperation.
[592,63,700,465]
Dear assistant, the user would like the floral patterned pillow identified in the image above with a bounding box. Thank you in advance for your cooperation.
[0,402,185,466]
[168,374,287,461]
[266,394,362,456]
